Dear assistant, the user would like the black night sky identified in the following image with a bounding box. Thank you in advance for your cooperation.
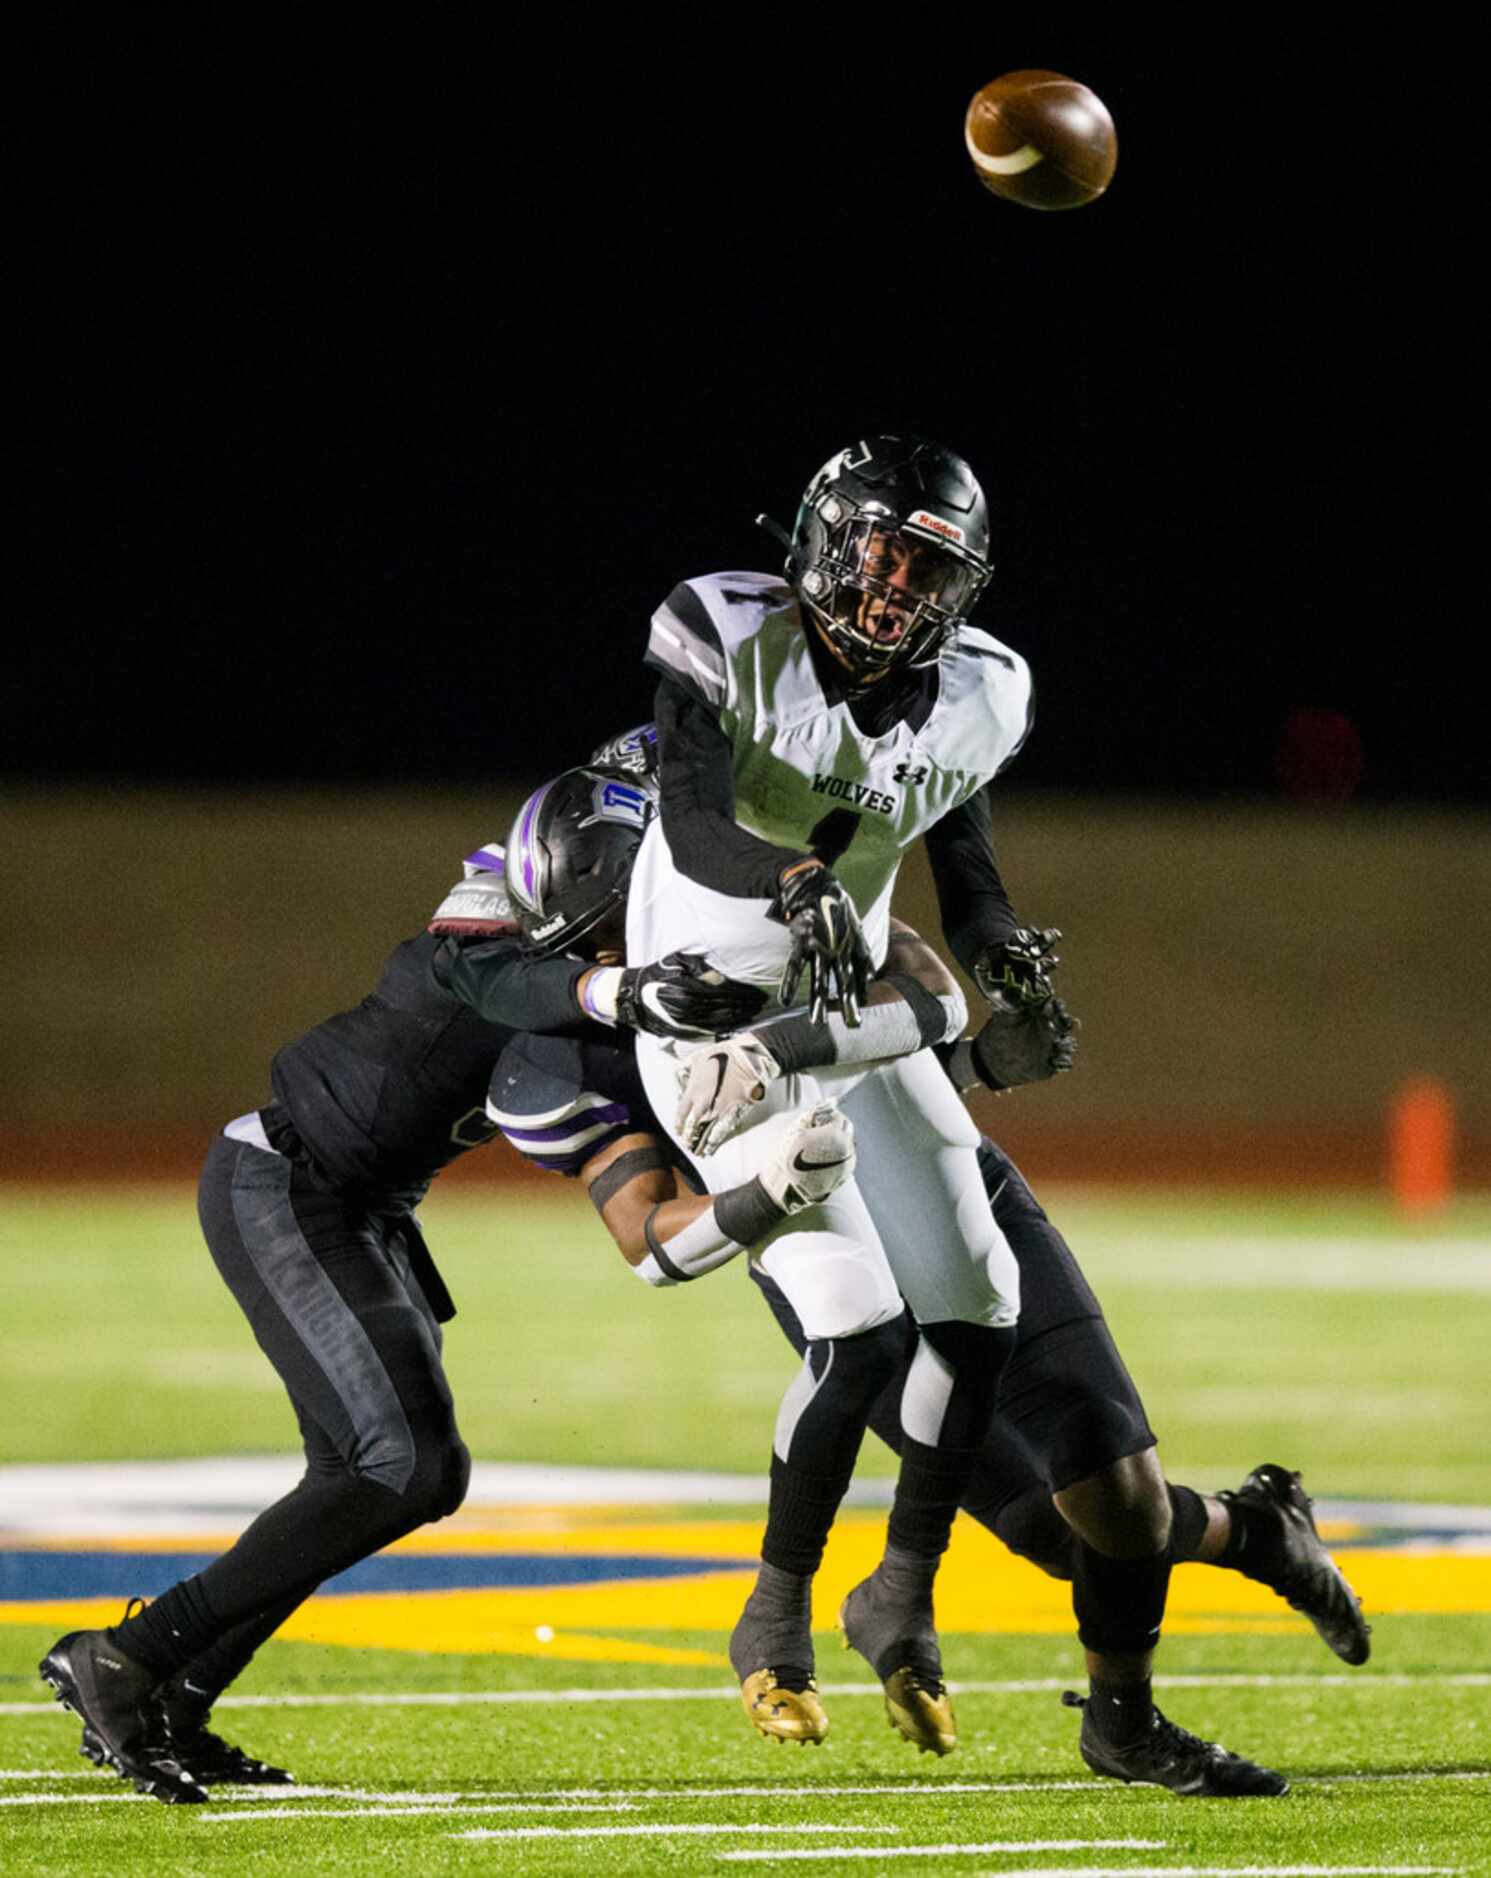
[15,21,1482,805]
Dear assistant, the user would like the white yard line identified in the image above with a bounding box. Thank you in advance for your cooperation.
[8,1670,1489,1720]
[716,1848,1165,1866]
[213,1816,898,1834]
[720,1864,1462,1875]
[0,1792,146,1805]
[0,1768,106,1779]
[6,1768,1488,1810]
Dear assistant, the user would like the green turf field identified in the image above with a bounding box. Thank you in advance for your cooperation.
[1,1182,1488,1871]
[4,1622,1488,1873]
[3,1183,1488,1500]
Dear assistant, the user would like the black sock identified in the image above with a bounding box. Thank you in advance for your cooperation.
[888,1438,980,1560]
[161,1595,304,1723]
[1072,1541,1171,1658]
[110,1577,221,1680]
[1086,1674,1154,1745]
[1166,1483,1211,1561]
[761,1456,853,1575]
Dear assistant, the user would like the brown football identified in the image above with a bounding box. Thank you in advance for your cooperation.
[964,70,1117,210]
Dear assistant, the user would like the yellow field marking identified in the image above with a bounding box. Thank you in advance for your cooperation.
[4,1513,1487,1660]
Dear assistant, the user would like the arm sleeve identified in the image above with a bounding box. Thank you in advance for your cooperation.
[654,675,809,898]
[922,786,1020,976]
[431,934,588,1033]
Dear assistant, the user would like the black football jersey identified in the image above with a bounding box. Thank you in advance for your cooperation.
[270,931,516,1200]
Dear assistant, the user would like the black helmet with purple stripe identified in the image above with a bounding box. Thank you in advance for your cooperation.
[505,765,657,959]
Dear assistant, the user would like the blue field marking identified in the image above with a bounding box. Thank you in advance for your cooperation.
[0,1549,752,1602]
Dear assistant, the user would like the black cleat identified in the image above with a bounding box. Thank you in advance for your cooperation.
[82,1716,295,1786]
[1062,1690,1288,1798]
[1220,1463,1372,1666]
[40,1631,208,1804]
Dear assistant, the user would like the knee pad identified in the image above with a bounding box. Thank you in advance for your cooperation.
[1043,1389,1156,1496]
[397,1420,472,1524]
[433,1437,472,1519]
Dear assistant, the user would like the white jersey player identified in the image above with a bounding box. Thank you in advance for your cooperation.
[624,436,1069,1754]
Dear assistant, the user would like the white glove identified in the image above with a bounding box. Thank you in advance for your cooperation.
[760,1103,857,1213]
[675,1034,782,1156]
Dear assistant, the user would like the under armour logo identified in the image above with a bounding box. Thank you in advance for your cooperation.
[894,762,929,785]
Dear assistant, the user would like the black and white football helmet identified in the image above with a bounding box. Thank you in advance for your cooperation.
[505,765,657,959]
[589,721,659,781]
[782,436,993,682]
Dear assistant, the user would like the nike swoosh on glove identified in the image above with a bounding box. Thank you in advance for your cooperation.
[675,1034,782,1156]
[759,1102,857,1212]
[617,953,768,1040]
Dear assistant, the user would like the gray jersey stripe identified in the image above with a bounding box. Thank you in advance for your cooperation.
[228,1149,418,1493]
[773,1341,835,1464]
[648,606,726,704]
[663,579,727,657]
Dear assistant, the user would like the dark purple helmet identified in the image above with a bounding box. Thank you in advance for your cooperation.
[505,766,657,959]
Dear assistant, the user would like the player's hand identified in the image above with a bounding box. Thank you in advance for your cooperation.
[972,927,1064,1006]
[966,928,1077,1089]
[773,862,872,1028]
[616,953,767,1041]
[675,1034,782,1155]
[759,1102,857,1212]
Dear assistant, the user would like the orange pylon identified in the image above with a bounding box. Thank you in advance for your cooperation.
[1389,1077,1454,1215]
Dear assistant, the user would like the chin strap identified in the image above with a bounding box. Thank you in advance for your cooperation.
[755,512,794,556]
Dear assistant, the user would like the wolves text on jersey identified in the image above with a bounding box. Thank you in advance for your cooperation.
[810,773,897,815]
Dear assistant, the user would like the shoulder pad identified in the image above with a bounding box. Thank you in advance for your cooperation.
[645,571,795,712]
[486,1032,634,1176]
[944,627,1035,776]
[429,847,518,936]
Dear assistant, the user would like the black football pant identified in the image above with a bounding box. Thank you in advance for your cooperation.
[751,1135,1157,1581]
[111,1128,470,1683]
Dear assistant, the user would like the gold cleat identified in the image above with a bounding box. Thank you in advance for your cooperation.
[739,1670,829,1745]
[881,1665,957,1756]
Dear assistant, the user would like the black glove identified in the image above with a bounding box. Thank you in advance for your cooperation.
[960,927,1077,1090]
[972,927,1064,1005]
[772,861,872,1028]
[615,951,767,1040]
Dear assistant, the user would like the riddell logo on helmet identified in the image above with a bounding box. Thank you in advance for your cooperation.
[909,511,964,544]
[532,913,567,938]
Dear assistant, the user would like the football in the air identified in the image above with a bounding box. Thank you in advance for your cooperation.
[964,71,1117,210]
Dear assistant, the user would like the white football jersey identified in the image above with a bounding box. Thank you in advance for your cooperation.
[629,570,1032,994]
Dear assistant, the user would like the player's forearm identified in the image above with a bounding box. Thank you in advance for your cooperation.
[432,935,587,1032]
[586,1138,784,1285]
[768,917,964,1067]
[655,678,806,897]
[923,788,1021,975]
[756,967,965,1073]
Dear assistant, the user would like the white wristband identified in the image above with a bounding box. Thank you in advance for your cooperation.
[582,966,624,1026]
[633,1252,677,1288]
